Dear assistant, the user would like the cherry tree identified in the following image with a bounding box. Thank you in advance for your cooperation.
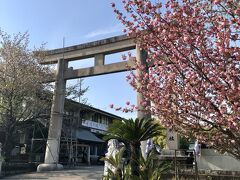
[0,31,53,158]
[112,0,240,159]
[0,31,90,159]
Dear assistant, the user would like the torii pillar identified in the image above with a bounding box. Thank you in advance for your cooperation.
[37,59,68,172]
[136,44,151,159]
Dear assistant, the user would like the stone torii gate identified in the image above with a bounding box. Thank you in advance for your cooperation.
[37,35,151,171]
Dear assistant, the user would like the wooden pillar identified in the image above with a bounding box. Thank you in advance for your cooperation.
[87,146,91,165]
[94,146,97,155]
[37,58,68,172]
[136,44,151,159]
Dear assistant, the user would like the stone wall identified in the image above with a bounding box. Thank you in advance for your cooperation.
[197,149,240,171]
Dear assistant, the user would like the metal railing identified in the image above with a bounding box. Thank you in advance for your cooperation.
[173,149,199,180]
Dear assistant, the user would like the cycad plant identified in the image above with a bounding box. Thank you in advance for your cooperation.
[101,143,170,180]
[104,118,164,176]
[136,151,171,180]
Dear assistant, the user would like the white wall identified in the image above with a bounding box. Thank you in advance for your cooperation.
[197,149,240,171]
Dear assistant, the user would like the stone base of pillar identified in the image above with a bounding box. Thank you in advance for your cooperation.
[37,163,63,172]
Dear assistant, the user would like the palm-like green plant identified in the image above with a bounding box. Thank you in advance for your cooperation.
[101,149,170,180]
[136,151,171,180]
[104,118,164,176]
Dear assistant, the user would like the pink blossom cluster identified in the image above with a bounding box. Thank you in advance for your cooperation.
[109,102,138,113]
[113,0,240,159]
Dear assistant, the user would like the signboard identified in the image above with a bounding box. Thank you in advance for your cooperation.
[166,129,179,150]
[82,119,108,131]
[90,129,106,134]
[20,144,27,154]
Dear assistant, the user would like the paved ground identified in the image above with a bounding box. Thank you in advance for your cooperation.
[2,166,104,180]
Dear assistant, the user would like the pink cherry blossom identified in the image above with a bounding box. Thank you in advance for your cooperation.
[113,0,240,159]
[109,104,114,108]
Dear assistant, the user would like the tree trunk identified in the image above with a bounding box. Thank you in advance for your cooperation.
[130,142,141,176]
[3,132,11,158]
[3,126,15,161]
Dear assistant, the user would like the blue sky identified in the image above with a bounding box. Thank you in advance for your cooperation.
[0,0,137,119]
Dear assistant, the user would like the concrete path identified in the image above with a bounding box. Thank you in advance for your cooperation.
[2,166,104,180]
